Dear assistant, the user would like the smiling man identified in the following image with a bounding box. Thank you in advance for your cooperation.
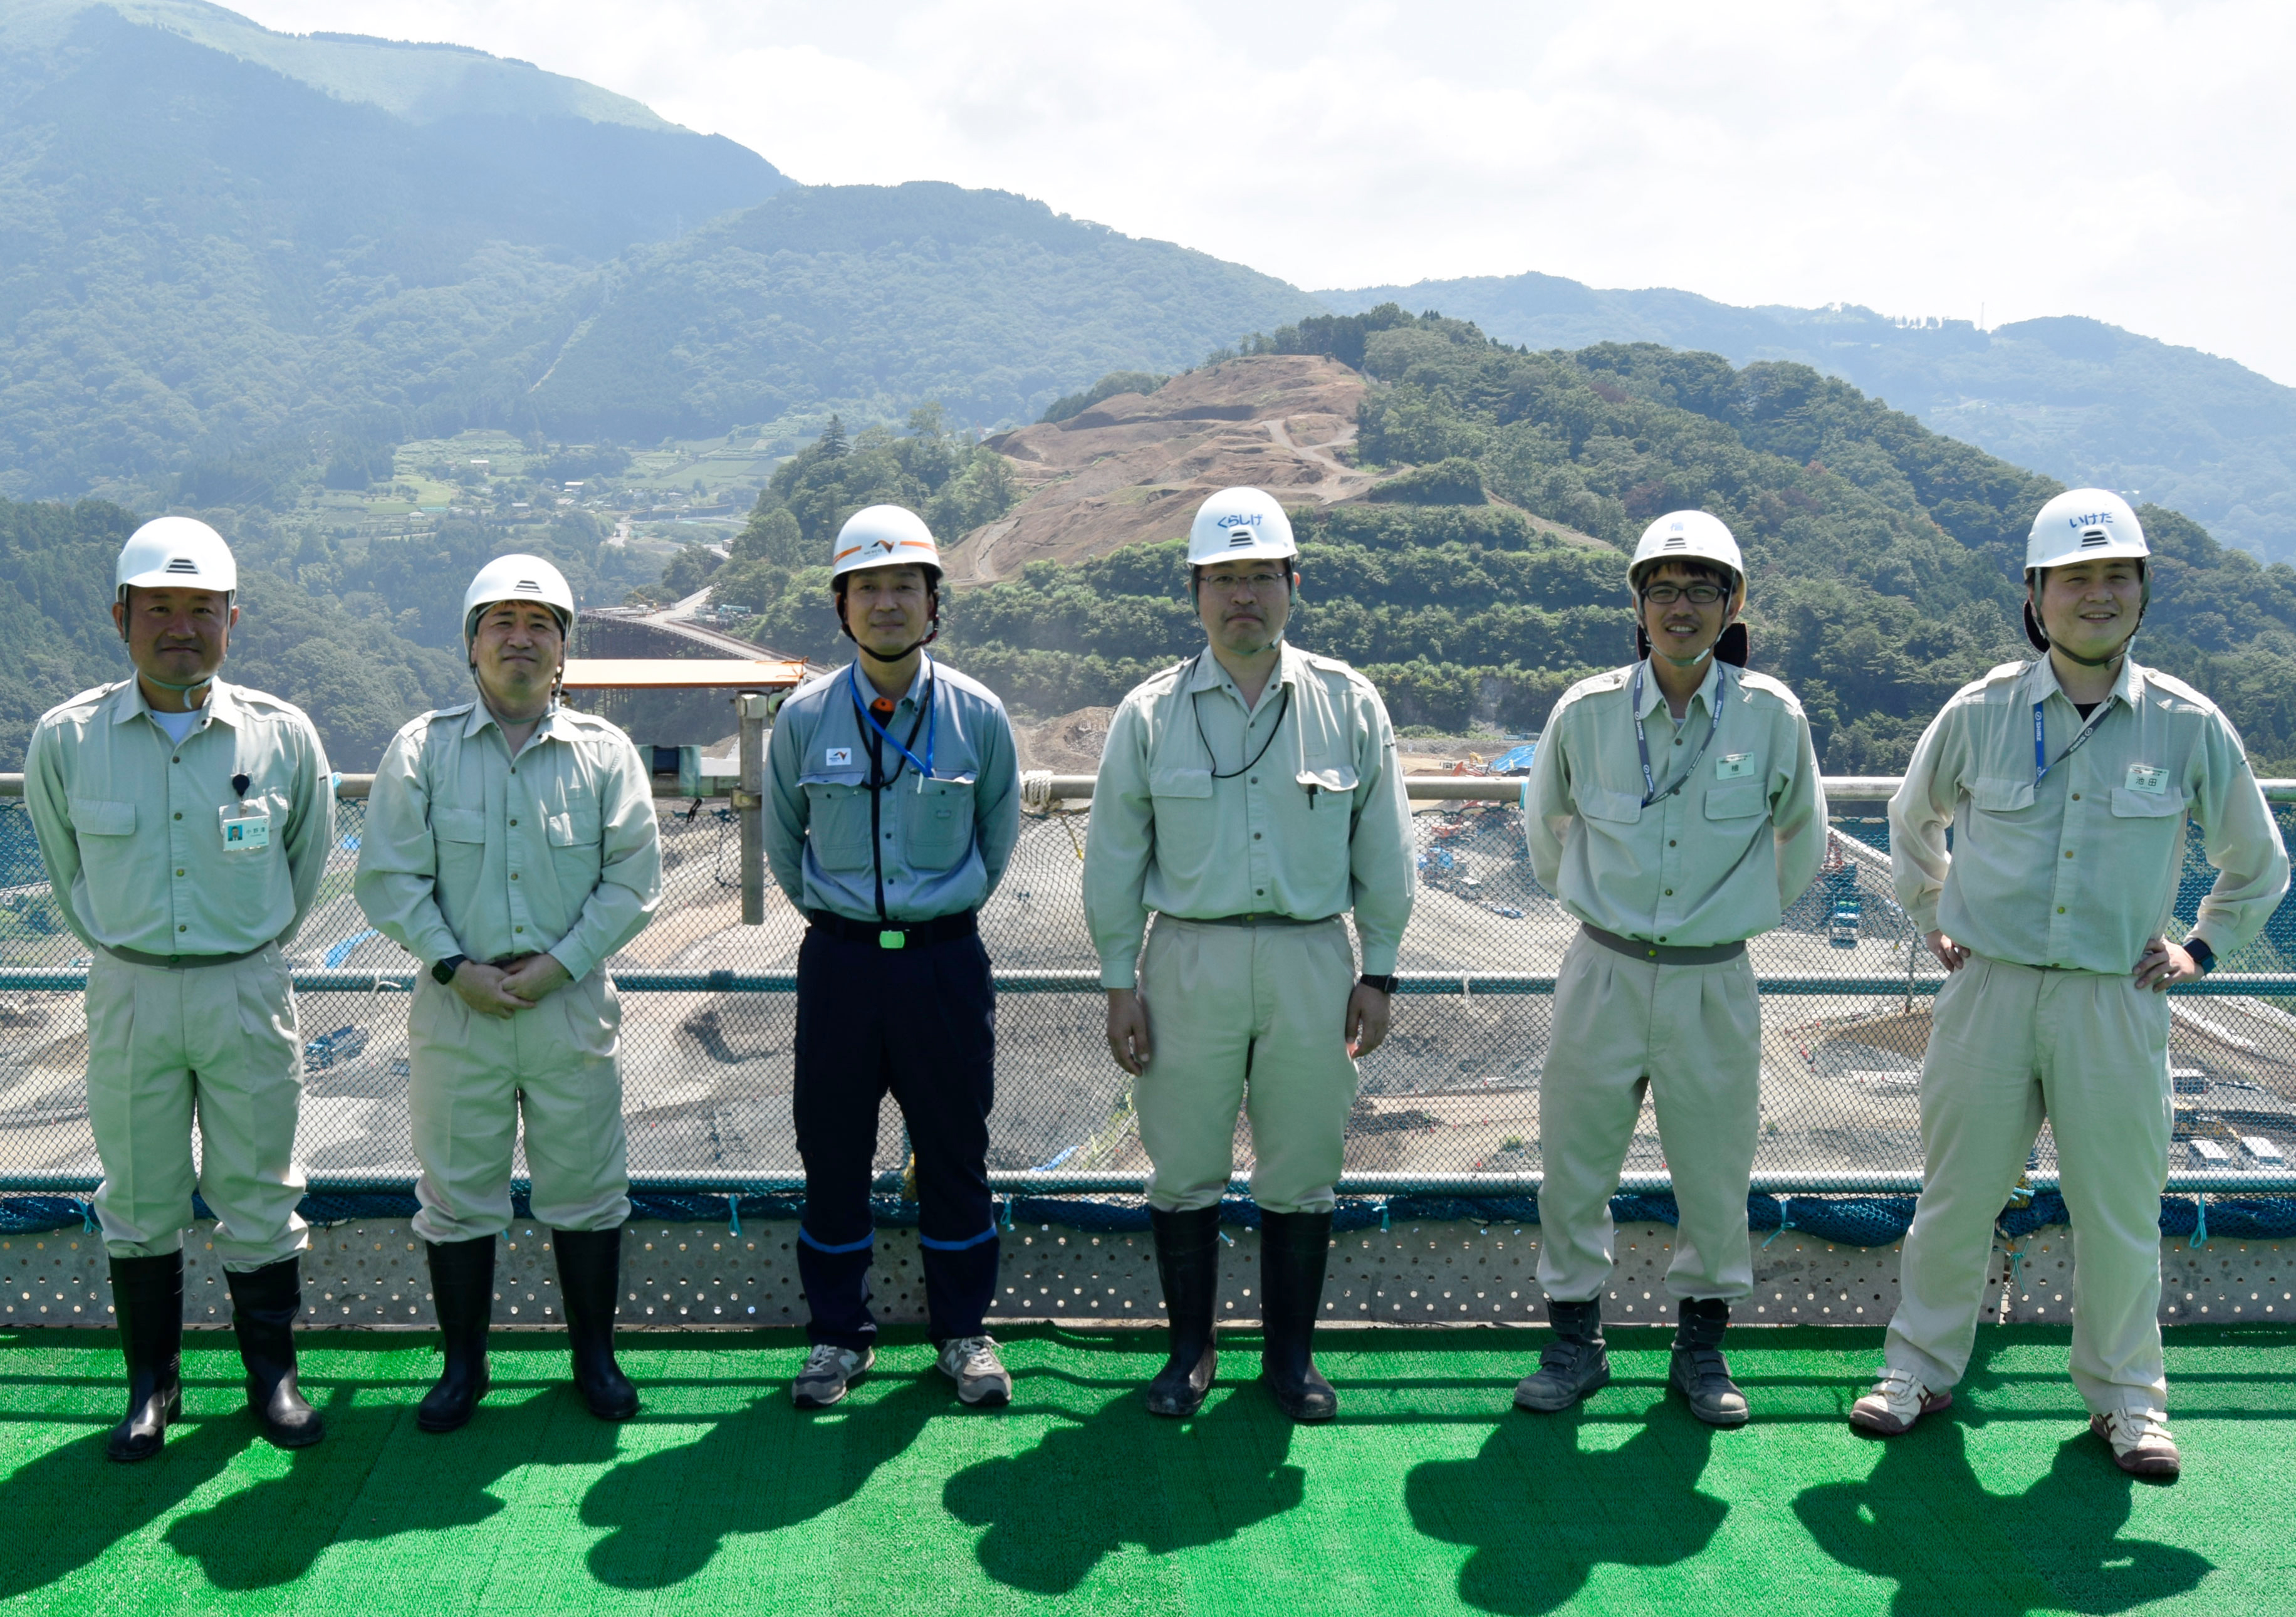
[357,555,662,1433]
[1515,510,1825,1425]
[25,517,335,1462]
[1853,490,2288,1478]
[764,505,1020,1412]
[1084,486,1413,1423]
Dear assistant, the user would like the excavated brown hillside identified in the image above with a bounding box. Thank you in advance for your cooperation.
[940,355,1379,585]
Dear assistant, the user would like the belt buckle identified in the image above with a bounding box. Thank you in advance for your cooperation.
[878,929,907,950]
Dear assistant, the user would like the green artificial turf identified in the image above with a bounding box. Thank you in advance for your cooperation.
[0,1324,2288,1616]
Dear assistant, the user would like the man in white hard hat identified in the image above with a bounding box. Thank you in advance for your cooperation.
[1085,487,1413,1422]
[1852,490,2287,1478]
[24,516,335,1461]
[765,505,1020,1411]
[1513,510,1825,1425]
[356,554,662,1431]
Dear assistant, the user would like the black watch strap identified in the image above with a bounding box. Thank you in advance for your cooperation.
[2186,938,2216,975]
[432,954,468,985]
[1359,973,1399,994]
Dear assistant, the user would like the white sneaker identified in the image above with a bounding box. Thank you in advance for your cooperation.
[791,1343,872,1409]
[1849,1369,1952,1436]
[2091,1408,2181,1478]
[936,1334,1012,1408]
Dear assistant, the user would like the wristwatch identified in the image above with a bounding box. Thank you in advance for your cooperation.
[2185,938,2217,976]
[1359,973,1400,995]
[432,954,468,985]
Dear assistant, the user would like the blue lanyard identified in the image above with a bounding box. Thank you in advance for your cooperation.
[1632,661,1729,807]
[2033,697,2111,788]
[847,660,937,792]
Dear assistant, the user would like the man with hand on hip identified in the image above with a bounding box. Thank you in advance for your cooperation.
[357,554,661,1433]
[1852,490,2287,1478]
[26,517,335,1462]
[1085,486,1413,1423]
[766,505,1020,1411]
[1515,510,1825,1426]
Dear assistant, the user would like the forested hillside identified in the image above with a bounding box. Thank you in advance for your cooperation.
[506,183,1323,442]
[0,0,786,501]
[725,314,2296,775]
[1323,273,2296,563]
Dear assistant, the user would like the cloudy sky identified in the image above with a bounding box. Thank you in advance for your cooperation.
[235,0,2296,384]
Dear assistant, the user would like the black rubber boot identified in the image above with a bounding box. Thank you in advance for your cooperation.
[1145,1206,1222,1418]
[226,1256,324,1448]
[1257,1209,1337,1423]
[418,1236,496,1433]
[1670,1297,1748,1426]
[553,1226,639,1421]
[105,1252,184,1463]
[1515,1297,1612,1412]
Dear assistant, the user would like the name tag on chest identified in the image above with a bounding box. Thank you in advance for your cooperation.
[825,747,853,768]
[1714,752,1755,780]
[2125,763,2169,795]
[219,804,271,849]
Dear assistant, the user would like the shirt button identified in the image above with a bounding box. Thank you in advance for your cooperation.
[174,812,182,821]
[2071,793,2081,802]
[1668,840,1676,848]
[1664,888,1674,896]
[178,924,187,933]
[171,756,180,764]
[515,925,525,933]
[509,818,518,827]
[1253,832,1263,840]
[2064,850,2074,859]
[2057,906,2067,914]
[175,868,184,877]
[1255,889,1265,896]
[511,872,520,881]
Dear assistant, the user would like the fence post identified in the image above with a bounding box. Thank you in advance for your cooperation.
[736,691,773,925]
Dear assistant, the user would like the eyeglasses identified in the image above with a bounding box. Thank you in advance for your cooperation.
[1641,582,1726,606]
[1201,571,1292,594]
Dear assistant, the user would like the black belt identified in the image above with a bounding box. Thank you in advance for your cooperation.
[1169,912,1342,929]
[101,943,269,971]
[1580,923,1746,967]
[808,909,977,950]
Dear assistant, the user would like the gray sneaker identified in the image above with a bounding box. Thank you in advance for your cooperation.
[937,1334,1012,1408]
[1670,1346,1750,1426]
[1513,1338,1612,1412]
[791,1343,872,1409]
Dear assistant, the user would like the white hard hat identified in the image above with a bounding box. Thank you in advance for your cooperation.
[462,553,575,647]
[2025,489,2148,572]
[116,517,236,602]
[1187,488,1298,567]
[832,505,942,580]
[1629,510,1745,592]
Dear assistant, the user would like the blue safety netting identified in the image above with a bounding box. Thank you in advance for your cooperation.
[9,1189,2296,1247]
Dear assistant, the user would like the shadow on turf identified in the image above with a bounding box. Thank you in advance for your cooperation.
[161,1380,624,1590]
[1406,1398,1724,1614]
[943,1383,1305,1595]
[583,1371,944,1589]
[1794,1420,2211,1615]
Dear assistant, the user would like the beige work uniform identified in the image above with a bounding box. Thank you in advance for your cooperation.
[1084,644,1414,1213]
[1523,659,1826,1302]
[1885,656,2287,1415]
[355,699,661,1242]
[24,678,333,1267]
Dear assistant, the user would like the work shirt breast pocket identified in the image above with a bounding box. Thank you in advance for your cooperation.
[2108,783,2189,864]
[903,775,978,869]
[68,796,138,901]
[1295,763,1359,862]
[1148,766,1217,886]
[545,800,603,890]
[434,805,488,892]
[798,771,873,874]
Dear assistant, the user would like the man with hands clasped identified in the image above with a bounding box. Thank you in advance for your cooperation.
[357,555,662,1433]
[1085,487,1413,1423]
[1853,491,2287,1478]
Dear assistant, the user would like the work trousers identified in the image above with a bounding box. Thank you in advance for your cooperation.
[1884,955,2174,1415]
[1537,930,1761,1304]
[407,970,631,1243]
[86,946,309,1269]
[1135,916,1359,1215]
[793,926,998,1349]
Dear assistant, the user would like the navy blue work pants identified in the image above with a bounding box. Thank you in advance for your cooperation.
[793,925,999,1348]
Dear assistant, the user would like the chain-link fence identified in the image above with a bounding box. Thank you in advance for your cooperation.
[2,788,2294,1196]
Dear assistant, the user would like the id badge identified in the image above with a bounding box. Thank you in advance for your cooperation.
[220,803,272,850]
[1715,752,1755,780]
[2125,763,2169,796]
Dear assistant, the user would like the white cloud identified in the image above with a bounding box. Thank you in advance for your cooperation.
[231,0,2296,383]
